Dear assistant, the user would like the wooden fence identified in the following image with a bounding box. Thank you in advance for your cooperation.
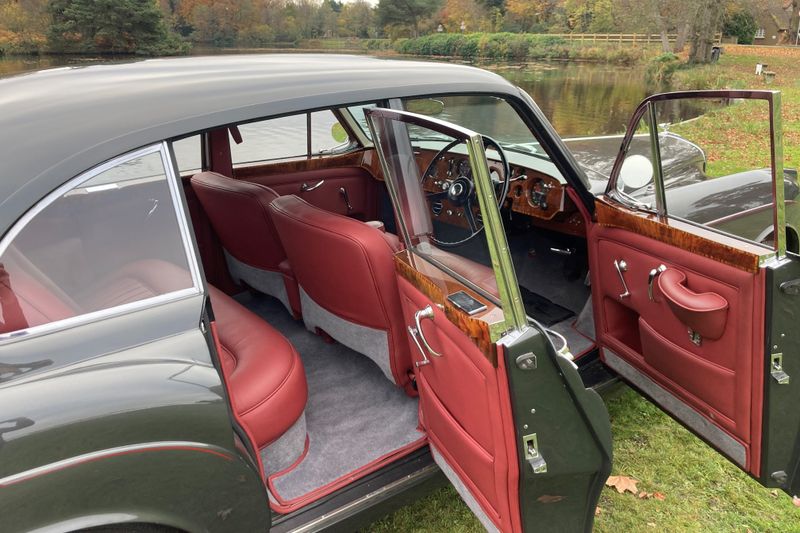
[549,33,723,45]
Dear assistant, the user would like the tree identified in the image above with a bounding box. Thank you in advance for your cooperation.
[337,0,375,38]
[48,0,185,54]
[688,0,724,63]
[438,0,490,33]
[377,0,440,37]
[723,5,757,44]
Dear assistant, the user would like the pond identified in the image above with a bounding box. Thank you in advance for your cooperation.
[0,53,651,139]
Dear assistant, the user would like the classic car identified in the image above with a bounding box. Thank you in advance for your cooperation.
[1,55,798,533]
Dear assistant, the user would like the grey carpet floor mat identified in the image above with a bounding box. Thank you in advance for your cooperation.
[550,317,594,359]
[236,292,423,504]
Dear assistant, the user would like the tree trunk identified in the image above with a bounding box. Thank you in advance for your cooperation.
[653,7,671,53]
[688,0,723,64]
[674,22,690,52]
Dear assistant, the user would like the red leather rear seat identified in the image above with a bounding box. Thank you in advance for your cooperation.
[209,285,308,448]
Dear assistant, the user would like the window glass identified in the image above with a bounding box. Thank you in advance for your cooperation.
[173,135,202,175]
[346,103,378,140]
[311,110,349,153]
[231,115,308,166]
[0,150,194,335]
[617,97,779,248]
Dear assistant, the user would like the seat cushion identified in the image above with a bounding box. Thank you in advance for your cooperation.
[209,285,308,448]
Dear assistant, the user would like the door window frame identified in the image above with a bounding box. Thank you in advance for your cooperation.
[0,143,203,345]
[606,90,786,258]
[365,107,527,338]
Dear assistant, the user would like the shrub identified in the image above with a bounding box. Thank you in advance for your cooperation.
[645,52,682,85]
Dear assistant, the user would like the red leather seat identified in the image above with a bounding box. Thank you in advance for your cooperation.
[269,195,412,391]
[209,285,308,449]
[191,172,300,317]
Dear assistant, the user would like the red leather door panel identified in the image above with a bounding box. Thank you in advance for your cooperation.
[589,223,766,473]
[235,166,378,220]
[398,276,517,532]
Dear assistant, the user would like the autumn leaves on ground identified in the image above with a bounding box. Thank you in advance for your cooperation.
[367,48,800,533]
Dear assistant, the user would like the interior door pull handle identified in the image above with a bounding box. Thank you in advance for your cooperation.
[339,187,353,214]
[301,180,324,192]
[414,305,442,357]
[408,326,431,367]
[614,259,630,299]
[648,264,667,301]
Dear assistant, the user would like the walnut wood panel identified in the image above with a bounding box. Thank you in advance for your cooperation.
[507,167,565,221]
[232,150,371,180]
[595,197,770,273]
[395,250,503,365]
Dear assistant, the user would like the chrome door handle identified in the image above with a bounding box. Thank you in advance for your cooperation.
[614,259,630,299]
[414,305,442,357]
[301,180,324,192]
[648,264,667,301]
[408,326,431,367]
[339,187,353,213]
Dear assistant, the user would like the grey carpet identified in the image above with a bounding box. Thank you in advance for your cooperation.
[550,317,594,359]
[236,292,422,503]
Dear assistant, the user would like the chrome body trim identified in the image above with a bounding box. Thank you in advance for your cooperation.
[0,143,203,345]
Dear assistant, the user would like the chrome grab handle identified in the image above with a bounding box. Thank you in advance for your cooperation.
[408,326,431,367]
[301,180,325,192]
[339,187,353,213]
[648,264,667,301]
[414,305,442,357]
[614,259,630,299]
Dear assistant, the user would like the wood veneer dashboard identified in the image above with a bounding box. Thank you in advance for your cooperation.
[416,150,586,237]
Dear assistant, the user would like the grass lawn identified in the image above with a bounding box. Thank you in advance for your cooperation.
[365,49,800,532]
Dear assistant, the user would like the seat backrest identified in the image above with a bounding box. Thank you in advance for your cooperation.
[191,171,286,272]
[269,195,410,382]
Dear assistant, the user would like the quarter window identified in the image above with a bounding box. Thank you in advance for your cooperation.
[0,149,194,336]
[230,110,351,167]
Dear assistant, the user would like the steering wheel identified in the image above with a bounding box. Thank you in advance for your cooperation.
[421,135,511,247]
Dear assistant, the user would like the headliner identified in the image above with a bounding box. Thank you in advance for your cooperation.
[0,54,517,234]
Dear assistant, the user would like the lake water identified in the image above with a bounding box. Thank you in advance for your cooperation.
[0,53,650,138]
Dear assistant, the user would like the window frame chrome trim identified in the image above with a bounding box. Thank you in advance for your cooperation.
[0,143,202,345]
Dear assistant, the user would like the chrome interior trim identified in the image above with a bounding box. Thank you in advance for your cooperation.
[603,348,747,467]
[646,102,667,219]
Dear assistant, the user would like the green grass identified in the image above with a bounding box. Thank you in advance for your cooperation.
[365,50,800,532]
[367,387,800,532]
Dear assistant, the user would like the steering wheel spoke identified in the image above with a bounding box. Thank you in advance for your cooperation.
[463,198,480,233]
[421,135,510,248]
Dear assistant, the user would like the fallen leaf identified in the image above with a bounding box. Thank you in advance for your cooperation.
[653,492,666,501]
[793,495,800,507]
[605,475,639,495]
[638,491,651,499]
[770,489,779,498]
[595,506,603,516]
[647,522,656,528]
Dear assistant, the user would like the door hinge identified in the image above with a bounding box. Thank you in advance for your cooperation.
[515,352,537,371]
[523,433,547,474]
[771,353,790,385]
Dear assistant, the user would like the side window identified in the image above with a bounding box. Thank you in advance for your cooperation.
[173,135,202,175]
[615,97,779,249]
[0,149,195,336]
[231,110,351,167]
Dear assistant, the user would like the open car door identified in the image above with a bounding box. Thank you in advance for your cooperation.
[590,90,800,496]
[366,108,612,532]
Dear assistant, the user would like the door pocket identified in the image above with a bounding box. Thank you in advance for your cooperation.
[639,318,736,424]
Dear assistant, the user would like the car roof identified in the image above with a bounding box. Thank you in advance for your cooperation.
[0,54,518,235]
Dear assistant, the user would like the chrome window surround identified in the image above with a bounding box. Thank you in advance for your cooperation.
[0,143,203,345]
[606,90,784,260]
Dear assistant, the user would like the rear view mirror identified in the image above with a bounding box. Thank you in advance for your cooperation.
[618,154,654,190]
